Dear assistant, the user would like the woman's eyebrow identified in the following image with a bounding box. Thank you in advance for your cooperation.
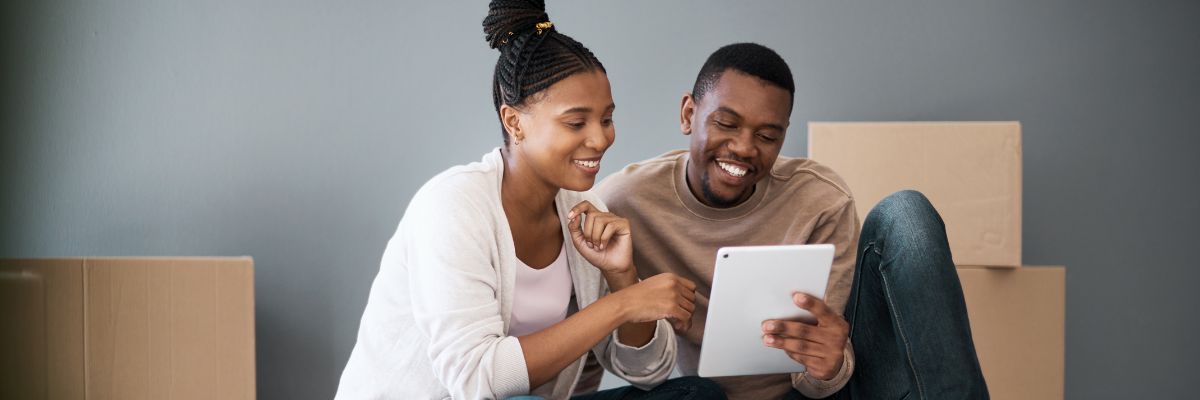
[560,103,615,116]
[559,106,592,115]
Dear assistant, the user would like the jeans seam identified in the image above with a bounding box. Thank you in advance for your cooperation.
[879,268,925,399]
[847,242,877,335]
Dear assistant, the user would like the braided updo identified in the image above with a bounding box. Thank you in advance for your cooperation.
[483,0,606,145]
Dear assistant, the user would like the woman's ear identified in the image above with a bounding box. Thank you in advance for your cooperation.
[500,104,524,143]
[680,93,695,135]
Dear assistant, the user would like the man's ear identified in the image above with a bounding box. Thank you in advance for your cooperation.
[500,104,523,143]
[680,93,696,135]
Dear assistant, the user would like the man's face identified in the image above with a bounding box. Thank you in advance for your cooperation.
[680,69,791,207]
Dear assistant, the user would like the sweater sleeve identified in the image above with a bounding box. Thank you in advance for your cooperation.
[588,289,676,389]
[591,305,677,390]
[579,192,677,391]
[792,341,855,398]
[791,197,860,398]
[404,181,529,399]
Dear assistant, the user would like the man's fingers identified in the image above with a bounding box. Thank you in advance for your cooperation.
[783,351,827,370]
[762,319,815,339]
[793,293,839,324]
[786,350,840,380]
[763,336,827,359]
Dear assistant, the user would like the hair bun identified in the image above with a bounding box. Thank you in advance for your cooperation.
[482,0,550,49]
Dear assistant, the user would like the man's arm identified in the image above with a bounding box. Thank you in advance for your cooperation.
[767,198,860,398]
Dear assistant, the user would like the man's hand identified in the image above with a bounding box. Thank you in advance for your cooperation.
[761,293,849,381]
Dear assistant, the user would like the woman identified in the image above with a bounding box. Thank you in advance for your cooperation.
[337,1,721,399]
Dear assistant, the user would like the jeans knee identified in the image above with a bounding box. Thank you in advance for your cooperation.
[863,190,946,249]
[865,190,939,230]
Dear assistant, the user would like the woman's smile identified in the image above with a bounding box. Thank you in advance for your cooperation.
[572,156,601,175]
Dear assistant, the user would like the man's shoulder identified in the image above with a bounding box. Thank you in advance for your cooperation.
[768,156,855,203]
[595,150,686,202]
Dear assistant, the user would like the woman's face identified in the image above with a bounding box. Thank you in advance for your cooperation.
[505,70,615,192]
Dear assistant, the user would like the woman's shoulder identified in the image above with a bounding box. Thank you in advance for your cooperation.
[409,150,504,216]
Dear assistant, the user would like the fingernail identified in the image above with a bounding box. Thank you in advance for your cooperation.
[764,336,775,345]
[765,322,776,331]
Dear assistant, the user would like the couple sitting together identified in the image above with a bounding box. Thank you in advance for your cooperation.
[336,1,988,399]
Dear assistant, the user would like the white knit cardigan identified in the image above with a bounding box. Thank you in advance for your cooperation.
[335,149,676,399]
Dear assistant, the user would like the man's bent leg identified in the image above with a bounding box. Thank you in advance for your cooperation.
[841,190,988,399]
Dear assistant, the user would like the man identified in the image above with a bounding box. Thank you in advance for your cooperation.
[595,43,988,399]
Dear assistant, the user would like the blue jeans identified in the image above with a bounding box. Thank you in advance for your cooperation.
[570,376,726,400]
[790,190,988,399]
[507,376,724,400]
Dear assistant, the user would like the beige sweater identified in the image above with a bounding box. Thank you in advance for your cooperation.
[595,150,859,399]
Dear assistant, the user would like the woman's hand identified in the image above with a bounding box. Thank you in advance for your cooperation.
[567,201,633,275]
[612,273,697,331]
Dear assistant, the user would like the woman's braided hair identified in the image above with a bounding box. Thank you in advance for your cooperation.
[483,0,605,145]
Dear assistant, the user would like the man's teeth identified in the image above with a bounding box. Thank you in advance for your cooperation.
[574,159,599,168]
[718,161,747,177]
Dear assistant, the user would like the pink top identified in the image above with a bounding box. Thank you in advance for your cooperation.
[508,245,573,337]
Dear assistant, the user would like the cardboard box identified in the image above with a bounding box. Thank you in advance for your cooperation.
[958,266,1065,400]
[0,257,256,400]
[808,122,1022,267]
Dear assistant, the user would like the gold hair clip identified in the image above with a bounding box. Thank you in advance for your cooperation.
[535,21,553,35]
[500,31,513,45]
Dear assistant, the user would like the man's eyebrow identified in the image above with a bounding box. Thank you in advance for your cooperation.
[761,122,788,132]
[714,106,787,131]
[713,106,743,119]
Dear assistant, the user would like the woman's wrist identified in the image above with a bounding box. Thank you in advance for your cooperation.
[602,266,639,292]
[595,289,634,327]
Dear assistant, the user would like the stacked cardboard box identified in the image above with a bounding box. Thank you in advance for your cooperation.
[0,257,256,400]
[809,122,1065,400]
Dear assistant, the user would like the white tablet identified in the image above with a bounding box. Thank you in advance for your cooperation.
[697,244,835,378]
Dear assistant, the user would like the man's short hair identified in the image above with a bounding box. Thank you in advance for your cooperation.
[691,43,795,109]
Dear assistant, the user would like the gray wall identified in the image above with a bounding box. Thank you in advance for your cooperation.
[3,1,1197,398]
